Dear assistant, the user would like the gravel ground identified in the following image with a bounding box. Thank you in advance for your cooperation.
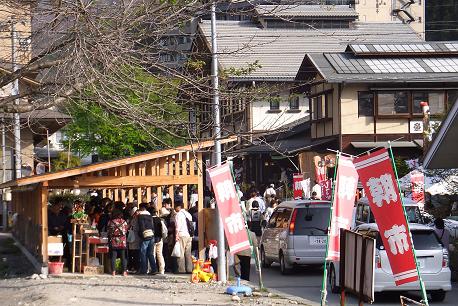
[0,273,307,306]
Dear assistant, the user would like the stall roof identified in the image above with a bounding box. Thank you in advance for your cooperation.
[0,137,236,189]
[423,98,458,169]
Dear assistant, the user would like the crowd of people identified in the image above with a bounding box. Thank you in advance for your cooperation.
[48,192,198,276]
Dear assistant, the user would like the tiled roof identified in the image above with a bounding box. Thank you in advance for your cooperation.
[198,20,422,81]
[303,52,458,83]
[255,5,359,18]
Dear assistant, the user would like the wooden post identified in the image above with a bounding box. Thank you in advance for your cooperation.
[157,186,163,209]
[183,184,188,209]
[197,152,205,259]
[169,185,174,203]
[146,187,151,203]
[120,166,127,202]
[40,181,49,264]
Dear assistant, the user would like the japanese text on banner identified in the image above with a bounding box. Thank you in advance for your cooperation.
[354,149,418,286]
[327,157,358,261]
[208,163,251,254]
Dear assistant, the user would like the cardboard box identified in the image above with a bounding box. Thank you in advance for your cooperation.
[83,265,104,275]
[48,236,62,243]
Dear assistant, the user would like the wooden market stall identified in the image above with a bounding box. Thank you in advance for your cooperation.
[0,138,235,268]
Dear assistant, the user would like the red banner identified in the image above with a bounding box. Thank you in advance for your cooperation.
[320,179,333,201]
[293,173,303,199]
[208,163,251,254]
[354,149,418,286]
[314,155,327,183]
[327,157,358,260]
[411,171,425,206]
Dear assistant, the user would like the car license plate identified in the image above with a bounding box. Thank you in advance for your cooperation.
[310,236,327,245]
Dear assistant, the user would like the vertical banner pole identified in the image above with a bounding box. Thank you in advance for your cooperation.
[321,152,341,306]
[230,163,264,289]
[388,142,429,306]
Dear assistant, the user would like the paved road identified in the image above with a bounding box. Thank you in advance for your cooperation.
[249,263,458,306]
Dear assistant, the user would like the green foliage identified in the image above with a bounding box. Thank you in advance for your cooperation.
[48,192,90,206]
[64,67,186,160]
[52,152,81,172]
[394,157,410,178]
[221,60,262,79]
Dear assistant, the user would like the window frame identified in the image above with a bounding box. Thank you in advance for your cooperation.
[289,95,300,111]
[375,90,447,119]
[357,91,374,117]
[309,90,333,122]
[268,95,281,112]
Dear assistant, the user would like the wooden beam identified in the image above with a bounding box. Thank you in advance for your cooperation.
[48,175,200,188]
[40,182,49,263]
[183,184,188,209]
[2,137,237,189]
[197,152,205,259]
[157,186,162,209]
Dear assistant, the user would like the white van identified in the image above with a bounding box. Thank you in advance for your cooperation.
[259,200,331,274]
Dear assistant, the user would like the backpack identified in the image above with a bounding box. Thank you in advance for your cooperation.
[186,218,195,237]
[251,209,262,222]
[161,220,168,240]
[138,214,154,240]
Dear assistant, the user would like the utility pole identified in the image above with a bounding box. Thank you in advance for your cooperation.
[11,19,21,180]
[210,2,226,282]
[1,116,6,231]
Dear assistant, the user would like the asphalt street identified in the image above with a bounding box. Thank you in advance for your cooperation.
[249,263,458,306]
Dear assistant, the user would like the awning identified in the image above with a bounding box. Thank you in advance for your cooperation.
[231,138,334,155]
[424,98,458,169]
[351,141,421,149]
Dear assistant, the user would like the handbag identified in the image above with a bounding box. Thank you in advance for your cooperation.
[142,229,154,239]
[171,241,181,257]
[127,229,135,243]
[161,220,168,240]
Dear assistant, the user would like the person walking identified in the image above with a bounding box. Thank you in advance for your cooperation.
[174,202,193,273]
[233,230,257,281]
[127,207,141,273]
[434,218,451,251]
[152,208,166,275]
[107,210,128,276]
[137,203,157,275]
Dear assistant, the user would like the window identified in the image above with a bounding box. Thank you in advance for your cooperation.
[269,95,280,111]
[358,92,374,117]
[289,95,299,110]
[310,92,333,120]
[413,92,445,115]
[267,212,278,228]
[377,91,408,115]
[275,208,292,229]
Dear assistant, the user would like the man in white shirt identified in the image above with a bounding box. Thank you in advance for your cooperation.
[189,189,199,208]
[264,184,276,199]
[174,203,193,273]
[311,180,322,200]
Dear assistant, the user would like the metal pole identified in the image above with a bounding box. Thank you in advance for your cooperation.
[46,129,51,171]
[388,142,429,306]
[211,2,226,283]
[1,116,6,231]
[11,20,21,180]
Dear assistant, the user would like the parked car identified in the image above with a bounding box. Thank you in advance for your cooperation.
[259,200,330,274]
[354,197,425,227]
[328,223,451,302]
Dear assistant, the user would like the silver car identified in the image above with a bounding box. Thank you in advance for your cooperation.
[329,223,451,302]
[260,200,330,274]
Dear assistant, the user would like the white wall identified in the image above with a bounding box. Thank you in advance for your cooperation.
[251,91,309,132]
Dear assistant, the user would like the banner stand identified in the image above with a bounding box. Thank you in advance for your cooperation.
[230,164,264,290]
[320,152,341,306]
[388,141,429,306]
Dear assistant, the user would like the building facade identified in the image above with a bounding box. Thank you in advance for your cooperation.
[295,42,458,178]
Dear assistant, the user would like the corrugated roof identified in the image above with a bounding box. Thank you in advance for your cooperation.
[255,5,359,18]
[198,20,422,80]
